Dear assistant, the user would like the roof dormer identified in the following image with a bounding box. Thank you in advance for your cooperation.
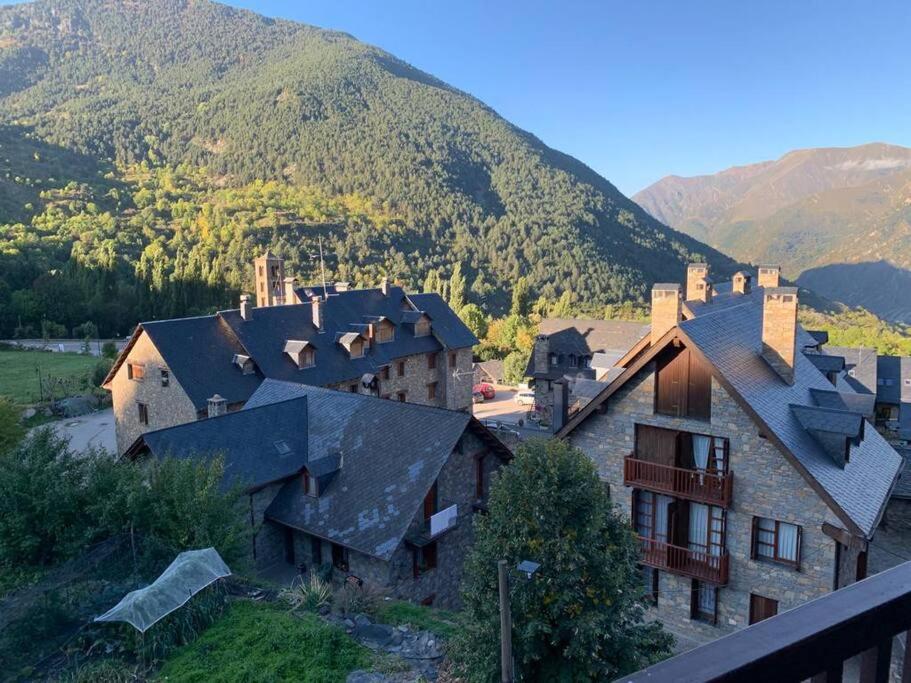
[338,332,366,359]
[790,404,864,468]
[284,340,315,369]
[401,310,432,337]
[232,353,256,375]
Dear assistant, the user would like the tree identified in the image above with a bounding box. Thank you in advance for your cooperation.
[449,262,467,313]
[423,269,440,295]
[101,341,118,359]
[0,398,24,455]
[451,439,673,681]
[549,289,573,318]
[459,303,489,341]
[510,276,530,317]
[502,350,530,386]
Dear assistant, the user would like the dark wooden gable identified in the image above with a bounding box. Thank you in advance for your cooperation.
[654,343,711,420]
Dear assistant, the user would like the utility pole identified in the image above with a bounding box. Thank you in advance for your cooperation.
[498,559,513,683]
[318,235,328,301]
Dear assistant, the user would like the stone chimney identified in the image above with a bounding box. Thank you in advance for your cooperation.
[686,263,709,301]
[694,276,713,304]
[240,294,253,321]
[733,271,752,295]
[533,334,551,374]
[207,394,227,418]
[761,286,799,384]
[380,277,390,296]
[311,296,323,330]
[757,265,781,289]
[283,277,297,305]
[651,284,681,346]
[551,379,569,434]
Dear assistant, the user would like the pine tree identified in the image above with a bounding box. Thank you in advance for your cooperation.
[449,262,466,312]
[510,276,530,316]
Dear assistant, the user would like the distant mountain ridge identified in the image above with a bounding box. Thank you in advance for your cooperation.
[634,143,911,323]
[0,0,740,338]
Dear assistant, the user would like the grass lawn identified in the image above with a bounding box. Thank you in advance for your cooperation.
[374,600,459,639]
[156,601,370,682]
[0,350,99,404]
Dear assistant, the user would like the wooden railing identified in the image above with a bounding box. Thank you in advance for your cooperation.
[616,559,911,683]
[637,536,729,585]
[624,455,733,507]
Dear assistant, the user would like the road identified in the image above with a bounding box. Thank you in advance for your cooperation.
[2,338,128,357]
[472,384,552,440]
[35,408,117,454]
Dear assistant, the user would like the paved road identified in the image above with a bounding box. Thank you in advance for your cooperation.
[472,384,551,440]
[2,338,128,357]
[36,408,117,454]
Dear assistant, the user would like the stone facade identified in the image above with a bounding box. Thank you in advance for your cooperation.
[567,357,850,647]
[267,429,503,609]
[110,331,199,454]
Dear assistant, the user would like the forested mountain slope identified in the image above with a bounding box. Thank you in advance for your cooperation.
[634,144,911,323]
[0,0,737,337]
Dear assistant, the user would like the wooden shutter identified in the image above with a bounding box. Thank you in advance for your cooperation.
[795,525,803,570]
[687,352,712,420]
[672,500,690,548]
[676,431,695,469]
[749,594,779,624]
[423,482,438,520]
[656,348,688,416]
[750,517,759,560]
[636,425,677,466]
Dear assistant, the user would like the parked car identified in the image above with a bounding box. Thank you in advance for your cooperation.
[473,383,496,400]
[514,390,535,406]
[472,391,486,404]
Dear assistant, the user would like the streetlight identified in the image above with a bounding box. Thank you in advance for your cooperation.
[498,558,541,683]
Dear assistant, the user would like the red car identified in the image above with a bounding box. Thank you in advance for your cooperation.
[473,383,496,400]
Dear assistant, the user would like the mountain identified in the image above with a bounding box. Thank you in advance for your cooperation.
[0,0,739,338]
[634,144,911,323]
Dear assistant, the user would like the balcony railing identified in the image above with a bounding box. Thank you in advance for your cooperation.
[624,455,733,507]
[637,536,729,585]
[616,560,911,683]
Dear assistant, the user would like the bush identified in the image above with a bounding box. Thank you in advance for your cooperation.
[280,574,332,613]
[92,358,113,388]
[100,341,118,359]
[333,581,386,617]
[0,398,24,455]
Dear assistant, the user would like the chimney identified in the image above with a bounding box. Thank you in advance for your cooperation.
[686,263,709,301]
[311,296,323,330]
[695,276,713,304]
[651,284,681,346]
[757,265,781,289]
[283,277,297,305]
[381,277,390,296]
[534,334,551,374]
[761,286,799,384]
[551,379,569,434]
[335,281,350,293]
[240,294,253,321]
[207,394,227,418]
[733,271,752,295]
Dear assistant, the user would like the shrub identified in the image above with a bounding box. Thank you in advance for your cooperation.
[92,358,113,388]
[280,574,332,613]
[100,342,118,359]
[333,581,386,617]
[0,398,24,455]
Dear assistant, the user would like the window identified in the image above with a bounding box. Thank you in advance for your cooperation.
[688,503,726,559]
[427,382,438,400]
[299,349,315,369]
[691,580,717,624]
[349,383,358,393]
[274,440,291,455]
[752,517,801,568]
[348,340,365,359]
[413,542,438,577]
[848,369,856,377]
[641,565,659,605]
[398,361,406,377]
[160,368,169,387]
[475,455,486,500]
[427,353,437,370]
[127,363,145,381]
[749,593,778,624]
[549,353,557,367]
[415,320,431,337]
[331,543,349,572]
[302,471,317,497]
[449,352,457,368]
[752,517,800,564]
[632,490,671,542]
[380,366,390,381]
[137,402,149,426]
[375,324,394,343]
[258,265,264,277]
[397,391,407,402]
[423,481,438,521]
[568,354,577,368]
[654,345,711,420]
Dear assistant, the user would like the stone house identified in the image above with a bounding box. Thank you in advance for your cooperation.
[103,255,477,454]
[125,379,511,609]
[555,264,903,648]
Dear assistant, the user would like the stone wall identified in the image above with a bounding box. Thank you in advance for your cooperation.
[110,331,199,454]
[249,482,289,570]
[567,358,844,646]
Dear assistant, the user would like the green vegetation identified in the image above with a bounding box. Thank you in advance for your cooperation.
[0,396,23,454]
[0,0,736,339]
[451,438,673,680]
[0,349,99,404]
[799,307,911,356]
[156,601,369,683]
[374,600,459,640]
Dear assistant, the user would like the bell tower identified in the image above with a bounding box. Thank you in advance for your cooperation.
[253,252,285,307]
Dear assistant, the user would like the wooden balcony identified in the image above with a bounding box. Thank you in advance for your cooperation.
[624,455,733,507]
[637,536,729,585]
[618,560,911,683]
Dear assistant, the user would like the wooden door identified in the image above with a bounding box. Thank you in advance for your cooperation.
[656,347,689,417]
[856,550,868,581]
[749,593,779,624]
[636,424,678,466]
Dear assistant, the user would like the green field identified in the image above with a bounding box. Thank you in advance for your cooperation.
[0,350,100,404]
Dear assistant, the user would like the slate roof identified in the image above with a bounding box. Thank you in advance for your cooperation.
[893,448,911,499]
[876,355,911,405]
[825,346,878,395]
[677,300,901,537]
[474,360,505,383]
[806,353,846,375]
[790,404,864,439]
[809,388,876,418]
[526,319,649,380]
[105,285,476,411]
[127,397,310,491]
[245,381,477,560]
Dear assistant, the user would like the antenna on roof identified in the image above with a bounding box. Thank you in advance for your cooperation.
[309,236,329,301]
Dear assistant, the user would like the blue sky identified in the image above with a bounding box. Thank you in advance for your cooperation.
[7,0,909,194]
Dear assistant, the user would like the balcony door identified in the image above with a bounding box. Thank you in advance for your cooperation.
[688,502,725,566]
[634,490,672,543]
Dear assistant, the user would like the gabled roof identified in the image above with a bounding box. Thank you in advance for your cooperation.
[559,296,902,539]
[806,352,846,375]
[246,380,509,561]
[125,397,310,492]
[825,346,878,395]
[525,319,649,380]
[407,292,479,348]
[876,355,911,405]
[809,388,876,418]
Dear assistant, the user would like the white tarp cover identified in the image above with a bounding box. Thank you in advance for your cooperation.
[94,547,231,633]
